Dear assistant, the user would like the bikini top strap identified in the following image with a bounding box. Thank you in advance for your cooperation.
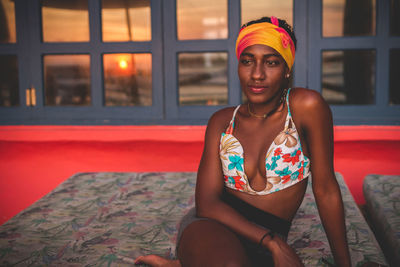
[226,105,241,134]
[284,88,292,129]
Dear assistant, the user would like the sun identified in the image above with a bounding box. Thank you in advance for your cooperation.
[119,59,128,69]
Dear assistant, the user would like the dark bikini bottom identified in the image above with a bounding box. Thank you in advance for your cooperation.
[176,192,292,267]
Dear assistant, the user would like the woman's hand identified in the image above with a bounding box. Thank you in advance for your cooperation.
[264,236,304,267]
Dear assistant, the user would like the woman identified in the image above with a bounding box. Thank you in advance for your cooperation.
[136,16,351,267]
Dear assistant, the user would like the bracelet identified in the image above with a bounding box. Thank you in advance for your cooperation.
[258,231,274,249]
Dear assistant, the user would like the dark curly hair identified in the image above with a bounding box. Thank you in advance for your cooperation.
[242,17,297,50]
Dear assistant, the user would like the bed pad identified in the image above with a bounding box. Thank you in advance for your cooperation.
[0,172,386,266]
[363,174,400,266]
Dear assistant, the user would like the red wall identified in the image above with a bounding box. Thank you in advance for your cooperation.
[0,125,399,225]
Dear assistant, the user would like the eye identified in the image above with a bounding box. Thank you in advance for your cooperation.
[266,60,279,66]
[240,58,252,65]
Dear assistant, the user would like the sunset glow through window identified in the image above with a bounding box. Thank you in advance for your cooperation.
[119,59,128,69]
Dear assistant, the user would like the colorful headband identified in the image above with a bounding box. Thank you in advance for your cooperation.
[235,17,296,70]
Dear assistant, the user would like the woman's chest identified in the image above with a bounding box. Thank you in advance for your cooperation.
[234,121,286,173]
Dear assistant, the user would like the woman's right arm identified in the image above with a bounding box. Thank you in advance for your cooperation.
[195,111,302,267]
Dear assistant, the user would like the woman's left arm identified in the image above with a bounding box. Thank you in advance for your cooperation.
[293,88,351,267]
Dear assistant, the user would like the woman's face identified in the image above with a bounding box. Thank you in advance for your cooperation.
[238,44,289,104]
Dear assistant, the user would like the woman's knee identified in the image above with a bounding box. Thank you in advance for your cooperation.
[177,220,250,267]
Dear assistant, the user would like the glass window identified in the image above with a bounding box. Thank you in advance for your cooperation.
[0,55,18,106]
[103,53,152,106]
[0,0,16,43]
[323,0,376,37]
[391,0,400,36]
[44,55,91,106]
[177,0,228,40]
[41,0,89,42]
[322,50,375,105]
[241,0,293,26]
[179,52,228,106]
[390,50,400,105]
[102,0,151,42]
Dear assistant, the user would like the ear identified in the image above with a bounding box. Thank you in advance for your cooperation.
[284,65,290,78]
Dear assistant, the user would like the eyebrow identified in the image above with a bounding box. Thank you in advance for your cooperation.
[240,52,281,58]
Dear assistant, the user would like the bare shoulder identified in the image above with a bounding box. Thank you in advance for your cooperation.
[290,87,327,109]
[206,106,238,135]
[290,87,330,113]
[289,87,332,128]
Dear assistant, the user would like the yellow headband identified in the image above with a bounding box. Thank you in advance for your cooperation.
[235,20,295,70]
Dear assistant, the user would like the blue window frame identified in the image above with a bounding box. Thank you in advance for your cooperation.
[307,0,400,125]
[0,0,399,125]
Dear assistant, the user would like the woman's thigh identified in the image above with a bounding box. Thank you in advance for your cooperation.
[177,219,251,267]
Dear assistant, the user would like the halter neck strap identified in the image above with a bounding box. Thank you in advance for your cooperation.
[284,88,292,128]
[226,105,241,134]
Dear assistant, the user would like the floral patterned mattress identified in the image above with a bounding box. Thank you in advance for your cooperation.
[0,172,386,266]
[363,174,400,266]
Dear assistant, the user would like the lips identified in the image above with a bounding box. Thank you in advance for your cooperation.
[248,85,268,94]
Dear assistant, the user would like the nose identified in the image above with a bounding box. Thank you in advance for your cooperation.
[251,62,265,80]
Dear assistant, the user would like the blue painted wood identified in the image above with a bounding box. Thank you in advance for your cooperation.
[150,0,165,119]
[88,0,102,108]
[293,0,308,88]
[30,0,46,109]
[0,0,399,125]
[0,45,17,54]
[14,0,29,109]
[375,0,390,107]
[162,0,179,119]
[304,0,400,125]
[307,0,322,93]
[227,0,241,105]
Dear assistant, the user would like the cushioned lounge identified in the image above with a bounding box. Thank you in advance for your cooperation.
[363,174,400,266]
[0,172,387,266]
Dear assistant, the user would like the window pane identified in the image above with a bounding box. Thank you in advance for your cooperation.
[0,0,16,43]
[41,0,89,42]
[323,0,376,37]
[44,55,91,106]
[103,53,152,106]
[322,50,375,105]
[177,0,227,40]
[390,50,400,105]
[102,0,151,42]
[241,0,292,26]
[391,0,400,36]
[0,55,18,106]
[179,53,227,106]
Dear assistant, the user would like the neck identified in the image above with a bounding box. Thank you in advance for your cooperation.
[247,89,287,118]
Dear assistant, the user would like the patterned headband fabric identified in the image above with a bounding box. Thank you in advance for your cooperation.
[235,17,296,70]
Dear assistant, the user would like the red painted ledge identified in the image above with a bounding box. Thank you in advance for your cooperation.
[0,125,206,142]
[333,125,400,141]
[0,125,399,142]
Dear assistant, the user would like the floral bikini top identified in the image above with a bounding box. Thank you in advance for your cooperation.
[219,88,310,195]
